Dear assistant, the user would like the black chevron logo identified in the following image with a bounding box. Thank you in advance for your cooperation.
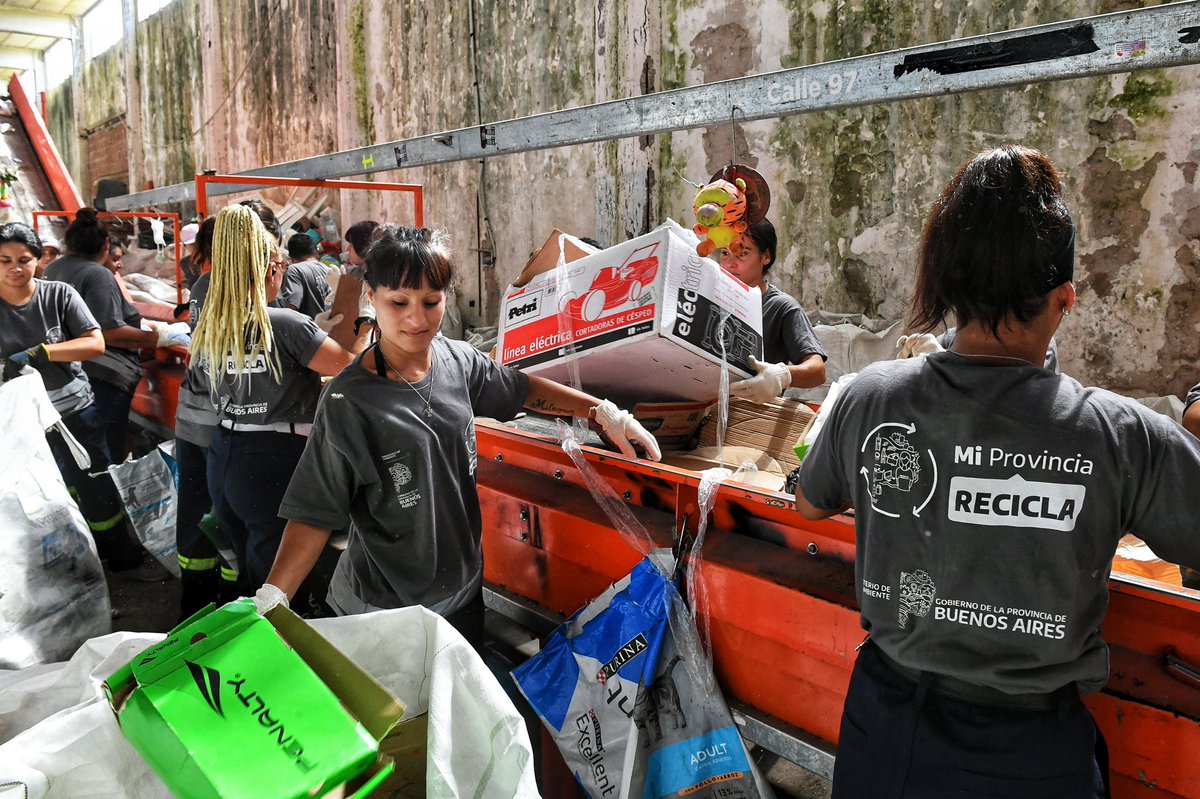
[186,661,224,717]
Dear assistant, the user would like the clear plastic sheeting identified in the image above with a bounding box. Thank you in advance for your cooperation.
[0,606,539,799]
[557,419,655,558]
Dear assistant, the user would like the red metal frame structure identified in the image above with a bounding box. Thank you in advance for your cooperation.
[474,420,1200,799]
[7,74,83,213]
[31,210,183,306]
[194,173,424,226]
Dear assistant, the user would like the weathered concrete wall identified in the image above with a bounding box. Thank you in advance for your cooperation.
[54,0,1200,396]
[132,0,204,188]
[657,0,1200,398]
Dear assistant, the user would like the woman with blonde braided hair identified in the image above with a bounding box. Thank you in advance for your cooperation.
[195,204,359,604]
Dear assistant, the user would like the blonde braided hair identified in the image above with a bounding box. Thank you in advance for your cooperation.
[191,204,282,386]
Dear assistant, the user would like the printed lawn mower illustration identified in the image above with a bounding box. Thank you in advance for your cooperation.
[559,242,660,322]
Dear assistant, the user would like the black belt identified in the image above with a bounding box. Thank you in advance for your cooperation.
[873,644,1070,712]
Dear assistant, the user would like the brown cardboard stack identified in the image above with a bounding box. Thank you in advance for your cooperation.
[698,397,816,473]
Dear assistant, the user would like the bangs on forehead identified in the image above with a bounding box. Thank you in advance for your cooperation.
[365,226,454,291]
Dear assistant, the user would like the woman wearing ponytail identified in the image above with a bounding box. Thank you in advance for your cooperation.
[44,208,173,462]
[191,204,360,605]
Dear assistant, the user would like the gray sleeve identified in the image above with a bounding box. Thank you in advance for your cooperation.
[278,418,355,531]
[78,269,130,330]
[796,389,853,511]
[1125,410,1200,570]
[274,310,327,367]
[781,305,827,363]
[279,269,304,310]
[60,284,100,337]
[462,344,530,420]
[1186,382,1200,413]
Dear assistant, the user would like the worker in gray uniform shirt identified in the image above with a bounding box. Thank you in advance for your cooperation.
[263,225,662,650]
[719,218,827,402]
[277,230,332,318]
[796,146,1200,799]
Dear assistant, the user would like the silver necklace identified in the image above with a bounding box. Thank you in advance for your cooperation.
[378,346,435,417]
[948,350,1038,368]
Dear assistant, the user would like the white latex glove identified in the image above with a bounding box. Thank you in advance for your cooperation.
[590,399,662,462]
[358,283,375,321]
[314,311,344,332]
[156,321,191,348]
[896,333,943,359]
[324,264,342,295]
[252,583,289,615]
[729,357,791,404]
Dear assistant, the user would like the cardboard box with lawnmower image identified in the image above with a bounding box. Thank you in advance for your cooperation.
[103,600,412,799]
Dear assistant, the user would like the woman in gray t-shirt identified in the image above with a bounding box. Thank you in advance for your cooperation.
[264,226,661,649]
[1,221,144,570]
[190,205,363,602]
[797,146,1200,798]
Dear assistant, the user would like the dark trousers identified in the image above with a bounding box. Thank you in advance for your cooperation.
[46,404,142,567]
[206,426,308,590]
[176,437,225,616]
[832,642,1109,799]
[444,592,486,654]
[91,380,137,463]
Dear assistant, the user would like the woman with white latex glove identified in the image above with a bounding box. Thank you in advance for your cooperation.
[720,218,826,402]
[264,225,659,649]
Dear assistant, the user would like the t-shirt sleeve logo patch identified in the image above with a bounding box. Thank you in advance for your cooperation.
[898,569,936,629]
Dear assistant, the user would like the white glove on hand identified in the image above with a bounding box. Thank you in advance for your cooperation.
[729,357,791,404]
[155,321,191,348]
[358,283,375,321]
[896,333,943,359]
[324,264,343,295]
[252,583,289,615]
[314,311,344,332]
[590,400,662,462]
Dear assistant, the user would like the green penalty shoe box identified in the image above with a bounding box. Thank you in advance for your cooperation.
[103,600,405,799]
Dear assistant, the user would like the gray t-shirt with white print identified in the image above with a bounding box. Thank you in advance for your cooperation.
[0,279,98,415]
[798,352,1200,696]
[211,307,326,427]
[278,336,530,615]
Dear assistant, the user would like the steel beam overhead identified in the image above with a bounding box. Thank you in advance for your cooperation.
[108,1,1200,211]
[0,6,73,39]
[0,46,38,72]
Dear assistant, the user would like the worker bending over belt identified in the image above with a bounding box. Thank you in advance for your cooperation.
[191,205,364,603]
[262,225,661,649]
[719,218,827,402]
[796,145,1200,799]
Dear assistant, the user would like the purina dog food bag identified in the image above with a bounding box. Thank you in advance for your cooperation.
[513,554,772,799]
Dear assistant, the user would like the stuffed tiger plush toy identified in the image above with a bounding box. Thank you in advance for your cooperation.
[692,176,749,257]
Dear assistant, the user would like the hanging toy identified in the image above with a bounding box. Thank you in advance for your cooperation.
[690,164,772,259]
[692,177,749,257]
[149,217,166,264]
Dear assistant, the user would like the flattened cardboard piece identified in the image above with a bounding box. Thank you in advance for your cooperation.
[103,601,405,799]
[497,221,763,402]
[512,229,598,289]
[631,400,714,451]
[330,272,365,349]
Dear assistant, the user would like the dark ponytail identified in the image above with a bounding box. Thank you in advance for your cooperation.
[64,207,109,260]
